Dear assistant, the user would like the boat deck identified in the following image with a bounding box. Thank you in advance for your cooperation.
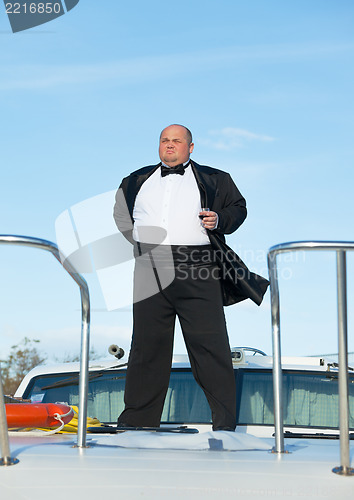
[1,430,353,500]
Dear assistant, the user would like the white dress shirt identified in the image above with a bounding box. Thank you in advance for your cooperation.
[132,163,210,245]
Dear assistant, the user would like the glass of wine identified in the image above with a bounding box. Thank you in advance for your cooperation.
[199,207,210,218]
[199,208,210,227]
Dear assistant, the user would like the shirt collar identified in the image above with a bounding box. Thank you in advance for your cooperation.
[161,159,191,168]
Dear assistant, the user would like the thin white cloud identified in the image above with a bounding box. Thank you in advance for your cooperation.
[200,127,276,150]
[0,41,353,91]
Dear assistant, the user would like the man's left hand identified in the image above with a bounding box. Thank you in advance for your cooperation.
[200,210,218,230]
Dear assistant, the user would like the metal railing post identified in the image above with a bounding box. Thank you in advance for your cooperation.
[332,251,354,475]
[77,285,90,448]
[267,250,284,453]
[0,363,19,466]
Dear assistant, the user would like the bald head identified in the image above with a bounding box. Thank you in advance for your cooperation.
[159,125,194,167]
[160,124,193,145]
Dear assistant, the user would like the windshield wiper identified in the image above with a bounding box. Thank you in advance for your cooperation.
[40,363,128,390]
[42,372,104,390]
[282,431,354,440]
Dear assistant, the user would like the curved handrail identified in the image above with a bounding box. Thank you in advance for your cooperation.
[0,235,90,463]
[234,347,267,356]
[267,240,354,476]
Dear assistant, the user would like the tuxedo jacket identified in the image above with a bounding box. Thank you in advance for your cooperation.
[114,160,269,306]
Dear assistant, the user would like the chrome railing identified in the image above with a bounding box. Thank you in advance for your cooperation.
[0,235,90,466]
[267,241,354,476]
[0,363,19,465]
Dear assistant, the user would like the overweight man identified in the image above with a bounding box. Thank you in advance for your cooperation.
[113,124,268,430]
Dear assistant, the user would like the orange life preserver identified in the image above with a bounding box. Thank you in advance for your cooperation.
[5,403,74,429]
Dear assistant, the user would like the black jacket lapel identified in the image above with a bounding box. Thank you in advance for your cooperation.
[190,161,217,209]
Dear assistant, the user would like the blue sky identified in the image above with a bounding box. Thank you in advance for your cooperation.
[1,1,354,363]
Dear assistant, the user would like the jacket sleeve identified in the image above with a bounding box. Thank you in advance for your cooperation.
[113,181,135,244]
[214,173,247,235]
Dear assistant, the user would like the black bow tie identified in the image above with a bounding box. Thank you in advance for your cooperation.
[161,161,190,177]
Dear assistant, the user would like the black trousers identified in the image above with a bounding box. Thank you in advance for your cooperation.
[118,246,236,430]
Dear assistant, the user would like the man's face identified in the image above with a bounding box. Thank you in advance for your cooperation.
[159,125,194,167]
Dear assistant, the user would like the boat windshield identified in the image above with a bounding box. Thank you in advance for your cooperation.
[237,369,354,429]
[23,369,212,424]
[22,368,354,429]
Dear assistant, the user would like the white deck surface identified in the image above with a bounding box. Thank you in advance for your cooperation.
[1,430,353,500]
